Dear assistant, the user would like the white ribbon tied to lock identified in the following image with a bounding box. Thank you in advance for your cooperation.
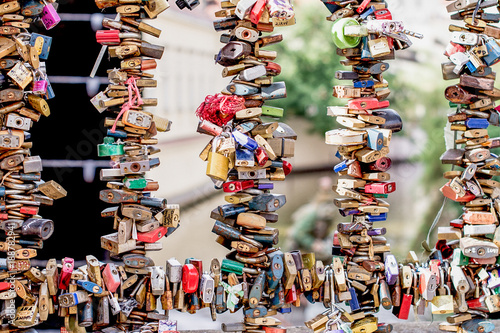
[220,281,244,311]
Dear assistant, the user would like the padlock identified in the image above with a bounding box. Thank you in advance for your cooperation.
[207,136,229,181]
[182,264,199,294]
[40,2,60,29]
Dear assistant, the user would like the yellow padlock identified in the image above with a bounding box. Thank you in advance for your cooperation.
[206,136,229,181]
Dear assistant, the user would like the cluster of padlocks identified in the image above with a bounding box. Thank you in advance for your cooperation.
[313,1,428,332]
[432,0,500,331]
[196,0,304,332]
[1,0,499,332]
[0,0,71,329]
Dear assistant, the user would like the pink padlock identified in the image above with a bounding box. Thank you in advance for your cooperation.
[33,80,48,94]
[41,3,61,30]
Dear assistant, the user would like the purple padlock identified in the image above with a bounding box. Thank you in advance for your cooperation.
[384,254,399,285]
[41,3,61,30]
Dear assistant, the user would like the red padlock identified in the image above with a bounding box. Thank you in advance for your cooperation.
[285,284,297,303]
[182,264,199,294]
[20,206,39,215]
[440,181,475,202]
[364,182,396,194]
[0,282,12,291]
[102,263,121,293]
[250,0,266,25]
[367,157,392,172]
[356,0,371,13]
[444,41,466,57]
[58,257,74,290]
[374,8,392,20]
[137,226,167,243]
[435,240,453,259]
[223,180,254,193]
[265,61,282,76]
[255,147,268,167]
[282,160,292,176]
[348,97,390,111]
[96,30,120,45]
[397,293,413,320]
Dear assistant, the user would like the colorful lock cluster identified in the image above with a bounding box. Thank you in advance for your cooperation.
[0,0,68,329]
[431,0,500,331]
[197,0,305,332]
[315,1,423,332]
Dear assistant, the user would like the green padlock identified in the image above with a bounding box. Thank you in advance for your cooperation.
[452,248,469,266]
[206,136,229,181]
[332,18,361,49]
[221,258,258,275]
[262,105,284,118]
[98,137,124,157]
[221,258,244,275]
[123,177,147,190]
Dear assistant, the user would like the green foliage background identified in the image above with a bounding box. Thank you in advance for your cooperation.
[267,1,477,251]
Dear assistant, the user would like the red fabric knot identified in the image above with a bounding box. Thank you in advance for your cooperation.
[195,93,245,126]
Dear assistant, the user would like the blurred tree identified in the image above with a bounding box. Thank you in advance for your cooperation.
[267,2,497,253]
[268,3,343,135]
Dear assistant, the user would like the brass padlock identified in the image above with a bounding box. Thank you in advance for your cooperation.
[206,136,229,181]
[27,94,50,117]
[368,35,391,58]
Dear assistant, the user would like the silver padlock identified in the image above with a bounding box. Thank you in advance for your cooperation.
[239,65,267,81]
[451,31,479,46]
[124,110,152,129]
[238,169,266,180]
[58,290,90,307]
[200,272,215,304]
[6,113,32,130]
[119,160,150,175]
[149,266,165,296]
[23,156,43,173]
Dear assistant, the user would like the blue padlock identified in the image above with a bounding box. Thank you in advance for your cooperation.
[232,130,258,151]
[348,287,360,311]
[29,33,52,60]
[465,60,477,73]
[235,148,254,167]
[359,6,375,19]
[465,118,489,129]
[339,208,360,217]
[107,129,128,138]
[334,160,348,173]
[45,76,55,99]
[367,213,387,222]
[226,83,259,96]
[483,38,500,66]
[361,37,374,60]
[218,204,247,217]
[277,305,292,314]
[354,80,374,88]
[367,128,384,151]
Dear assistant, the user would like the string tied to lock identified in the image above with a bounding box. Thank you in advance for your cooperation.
[111,76,143,133]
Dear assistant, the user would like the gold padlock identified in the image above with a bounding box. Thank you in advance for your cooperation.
[27,94,50,117]
[206,136,229,181]
[368,36,391,58]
